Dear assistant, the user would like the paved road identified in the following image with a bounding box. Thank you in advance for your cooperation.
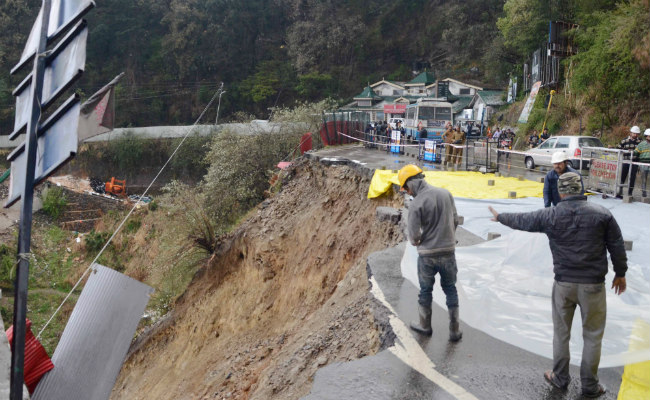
[306,235,623,400]
[303,145,623,400]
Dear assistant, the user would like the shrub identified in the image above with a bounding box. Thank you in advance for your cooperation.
[163,181,217,254]
[42,187,67,220]
[85,230,111,253]
[125,219,141,234]
[0,244,16,289]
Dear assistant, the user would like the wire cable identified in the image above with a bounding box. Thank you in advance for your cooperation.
[36,88,223,340]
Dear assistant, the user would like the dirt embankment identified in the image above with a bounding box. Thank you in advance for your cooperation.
[110,159,403,400]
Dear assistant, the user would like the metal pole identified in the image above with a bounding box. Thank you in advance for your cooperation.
[215,82,225,125]
[541,89,556,133]
[11,1,51,399]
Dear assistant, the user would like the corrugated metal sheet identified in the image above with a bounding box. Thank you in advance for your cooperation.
[6,319,54,393]
[32,264,153,400]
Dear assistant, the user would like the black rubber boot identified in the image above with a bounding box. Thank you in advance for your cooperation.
[410,305,432,336]
[448,307,463,342]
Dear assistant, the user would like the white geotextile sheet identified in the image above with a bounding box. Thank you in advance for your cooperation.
[401,196,650,367]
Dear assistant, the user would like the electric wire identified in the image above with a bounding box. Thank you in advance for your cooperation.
[36,88,223,340]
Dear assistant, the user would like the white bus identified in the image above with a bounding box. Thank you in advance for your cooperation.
[404,99,454,141]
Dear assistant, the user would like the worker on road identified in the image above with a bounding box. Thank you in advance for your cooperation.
[488,172,627,398]
[633,129,650,197]
[543,151,584,207]
[398,165,462,341]
[442,123,454,164]
[451,127,466,165]
[617,126,641,197]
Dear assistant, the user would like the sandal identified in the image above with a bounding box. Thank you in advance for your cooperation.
[543,370,568,390]
[582,384,607,398]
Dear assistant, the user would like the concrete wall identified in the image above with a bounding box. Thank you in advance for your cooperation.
[1,121,308,149]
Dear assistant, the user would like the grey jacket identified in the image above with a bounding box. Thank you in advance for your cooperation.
[407,179,458,256]
[497,195,627,283]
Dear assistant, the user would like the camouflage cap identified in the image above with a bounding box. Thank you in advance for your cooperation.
[557,172,582,195]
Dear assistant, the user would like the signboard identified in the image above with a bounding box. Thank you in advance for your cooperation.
[6,96,80,207]
[11,23,88,138]
[390,131,401,154]
[424,140,435,161]
[78,73,123,142]
[383,104,407,114]
[531,49,541,83]
[587,148,622,195]
[517,81,541,123]
[13,0,94,74]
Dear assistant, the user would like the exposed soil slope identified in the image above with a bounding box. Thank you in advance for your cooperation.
[110,159,403,399]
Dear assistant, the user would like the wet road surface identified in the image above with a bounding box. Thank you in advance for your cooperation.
[303,145,623,400]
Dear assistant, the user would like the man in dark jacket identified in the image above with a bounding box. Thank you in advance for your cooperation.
[488,172,627,398]
[544,151,584,207]
[398,164,462,341]
[618,126,641,196]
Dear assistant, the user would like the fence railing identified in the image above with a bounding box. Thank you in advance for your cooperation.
[319,130,650,198]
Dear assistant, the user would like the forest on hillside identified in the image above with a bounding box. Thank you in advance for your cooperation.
[0,0,648,132]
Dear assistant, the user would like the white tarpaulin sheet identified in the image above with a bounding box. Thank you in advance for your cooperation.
[401,196,650,367]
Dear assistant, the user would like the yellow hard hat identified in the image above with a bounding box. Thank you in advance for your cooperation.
[398,164,423,189]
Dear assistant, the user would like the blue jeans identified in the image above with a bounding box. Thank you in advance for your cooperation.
[417,253,459,309]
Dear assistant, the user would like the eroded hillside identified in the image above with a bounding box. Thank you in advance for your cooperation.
[110,159,403,399]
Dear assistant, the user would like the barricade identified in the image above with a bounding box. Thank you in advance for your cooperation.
[389,131,405,154]
[321,128,650,199]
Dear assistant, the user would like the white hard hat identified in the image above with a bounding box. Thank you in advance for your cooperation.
[630,126,641,134]
[645,129,650,136]
[551,151,569,164]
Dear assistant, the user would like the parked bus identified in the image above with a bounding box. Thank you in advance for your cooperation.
[404,99,454,141]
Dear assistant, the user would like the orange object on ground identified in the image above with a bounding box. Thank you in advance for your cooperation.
[6,319,55,394]
[105,177,127,197]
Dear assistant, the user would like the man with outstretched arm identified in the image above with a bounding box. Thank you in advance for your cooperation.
[488,172,627,398]
[398,164,462,342]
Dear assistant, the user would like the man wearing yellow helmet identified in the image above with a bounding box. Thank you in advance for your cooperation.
[398,164,462,341]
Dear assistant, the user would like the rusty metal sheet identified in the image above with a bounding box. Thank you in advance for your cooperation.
[32,264,153,400]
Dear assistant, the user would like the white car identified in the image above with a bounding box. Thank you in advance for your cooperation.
[524,135,604,169]
[388,118,404,130]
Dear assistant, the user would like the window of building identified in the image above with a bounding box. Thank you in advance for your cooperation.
[459,88,471,95]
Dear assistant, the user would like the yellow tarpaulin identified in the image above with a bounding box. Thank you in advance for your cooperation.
[617,320,650,400]
[368,170,544,199]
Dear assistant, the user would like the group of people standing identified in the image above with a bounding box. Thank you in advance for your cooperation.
[364,120,408,144]
[441,122,466,165]
[397,161,628,398]
[527,127,550,148]
[489,126,519,149]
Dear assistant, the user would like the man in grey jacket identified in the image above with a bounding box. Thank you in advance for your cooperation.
[398,164,462,341]
[488,172,627,398]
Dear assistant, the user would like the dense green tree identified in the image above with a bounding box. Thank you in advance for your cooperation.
[0,0,645,132]
[571,0,650,124]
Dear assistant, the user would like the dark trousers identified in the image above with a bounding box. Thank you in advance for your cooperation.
[620,163,638,195]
